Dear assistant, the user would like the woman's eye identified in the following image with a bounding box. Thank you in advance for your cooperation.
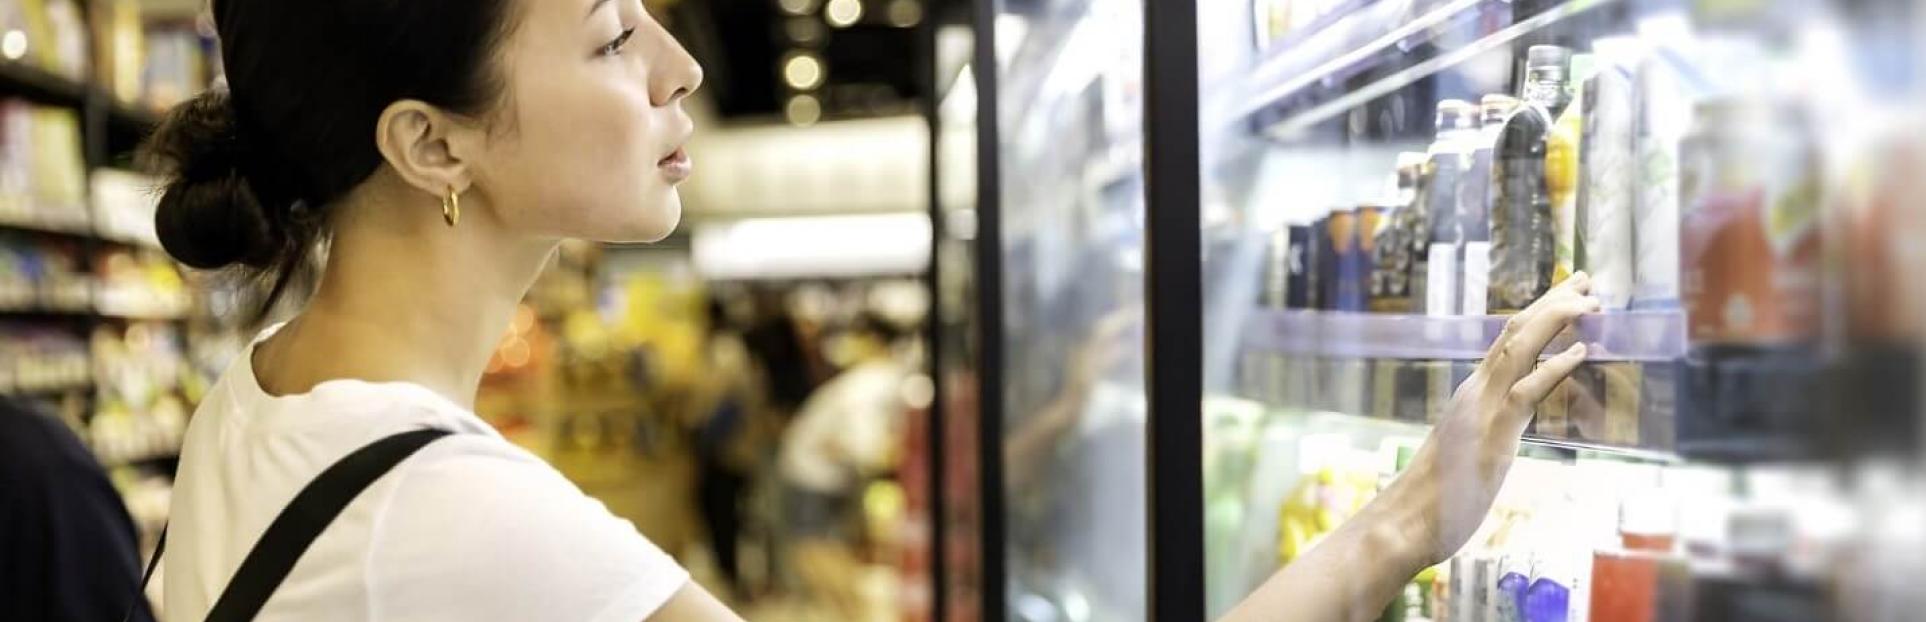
[599,27,636,56]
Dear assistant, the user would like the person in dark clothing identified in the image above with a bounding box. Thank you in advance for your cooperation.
[0,397,156,622]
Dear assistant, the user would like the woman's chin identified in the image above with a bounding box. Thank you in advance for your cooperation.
[597,200,682,244]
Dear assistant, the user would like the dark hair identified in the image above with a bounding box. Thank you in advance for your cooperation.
[142,0,520,315]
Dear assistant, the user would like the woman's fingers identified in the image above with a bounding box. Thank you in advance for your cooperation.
[1486,274,1599,385]
[1507,342,1589,417]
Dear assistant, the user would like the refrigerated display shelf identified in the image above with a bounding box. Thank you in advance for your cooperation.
[1241,0,1620,140]
[1242,309,1687,362]
[1235,0,1493,119]
[1236,352,1683,458]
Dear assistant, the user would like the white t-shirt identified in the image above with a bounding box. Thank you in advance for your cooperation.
[777,360,907,494]
[162,330,689,621]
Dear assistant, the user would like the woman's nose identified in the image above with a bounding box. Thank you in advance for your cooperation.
[649,19,704,106]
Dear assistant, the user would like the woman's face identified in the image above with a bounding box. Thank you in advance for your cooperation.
[467,0,702,243]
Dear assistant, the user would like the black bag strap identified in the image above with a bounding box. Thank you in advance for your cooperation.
[125,428,452,622]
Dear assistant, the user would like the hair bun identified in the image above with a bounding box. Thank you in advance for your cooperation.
[144,89,279,270]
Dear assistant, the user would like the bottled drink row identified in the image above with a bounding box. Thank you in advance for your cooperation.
[1260,34,1841,354]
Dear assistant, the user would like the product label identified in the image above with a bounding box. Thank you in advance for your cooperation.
[1463,242,1493,316]
[1678,116,1821,344]
[1427,244,1461,317]
[1581,65,1637,310]
[1632,57,1685,309]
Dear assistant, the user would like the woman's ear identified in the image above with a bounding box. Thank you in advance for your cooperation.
[374,100,474,197]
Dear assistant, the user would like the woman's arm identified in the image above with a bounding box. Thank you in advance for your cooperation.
[1222,273,1602,622]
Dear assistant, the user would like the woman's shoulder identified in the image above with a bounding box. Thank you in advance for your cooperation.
[368,430,691,621]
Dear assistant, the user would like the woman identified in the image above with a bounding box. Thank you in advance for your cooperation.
[151,0,1600,620]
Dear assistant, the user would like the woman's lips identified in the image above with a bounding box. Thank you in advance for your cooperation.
[659,147,693,183]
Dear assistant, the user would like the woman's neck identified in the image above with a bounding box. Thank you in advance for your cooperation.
[253,177,555,409]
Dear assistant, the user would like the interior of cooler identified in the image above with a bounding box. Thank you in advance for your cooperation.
[1203,0,1924,618]
[1203,394,1913,621]
[1210,0,1925,460]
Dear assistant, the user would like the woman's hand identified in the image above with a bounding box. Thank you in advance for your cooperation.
[1378,272,1602,566]
[1222,274,1600,622]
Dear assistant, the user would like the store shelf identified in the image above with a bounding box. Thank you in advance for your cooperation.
[0,213,95,238]
[1,209,159,250]
[1237,310,1690,458]
[1234,0,1621,140]
[94,292,191,321]
[0,376,95,396]
[1242,309,1687,362]
[0,285,96,316]
[0,60,88,106]
[1,61,162,134]
[0,294,188,321]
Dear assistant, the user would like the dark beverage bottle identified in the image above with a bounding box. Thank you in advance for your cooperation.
[1488,45,1573,313]
[1371,152,1427,313]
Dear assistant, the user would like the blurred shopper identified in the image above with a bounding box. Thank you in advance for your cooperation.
[134,0,1600,619]
[0,398,155,622]
[743,287,828,417]
[690,299,767,602]
[777,314,912,618]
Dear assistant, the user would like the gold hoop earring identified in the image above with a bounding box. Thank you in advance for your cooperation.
[442,187,460,227]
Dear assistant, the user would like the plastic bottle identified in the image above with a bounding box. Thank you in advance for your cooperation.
[1415,100,1481,316]
[1489,45,1574,313]
[1548,53,1596,286]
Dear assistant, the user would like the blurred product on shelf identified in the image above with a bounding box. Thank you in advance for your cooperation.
[4,0,215,111]
[91,169,161,246]
[1,0,91,82]
[1677,96,1822,348]
[87,321,189,467]
[0,232,88,310]
[88,0,144,103]
[1547,52,1594,288]
[138,22,209,111]
[1488,45,1572,314]
[1629,26,1690,312]
[1368,152,1427,313]
[0,323,88,393]
[1577,37,1640,311]
[1414,99,1478,318]
[1549,52,1595,293]
[1210,404,1859,622]
[0,99,89,230]
[94,249,188,319]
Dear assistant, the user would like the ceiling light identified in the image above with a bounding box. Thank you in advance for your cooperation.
[825,0,863,28]
[886,0,921,27]
[783,53,825,91]
[786,94,823,126]
[2,31,27,61]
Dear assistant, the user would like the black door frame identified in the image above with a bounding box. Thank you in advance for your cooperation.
[1143,0,1206,619]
